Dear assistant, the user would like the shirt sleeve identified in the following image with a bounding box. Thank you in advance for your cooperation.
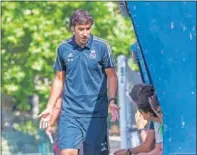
[154,122,163,144]
[101,43,116,68]
[146,121,155,130]
[53,46,66,72]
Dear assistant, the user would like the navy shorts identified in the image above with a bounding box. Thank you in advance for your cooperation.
[58,115,109,155]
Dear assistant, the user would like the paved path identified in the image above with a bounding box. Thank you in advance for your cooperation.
[109,136,121,155]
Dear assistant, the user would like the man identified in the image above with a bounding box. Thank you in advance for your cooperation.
[38,10,119,155]
[114,84,157,155]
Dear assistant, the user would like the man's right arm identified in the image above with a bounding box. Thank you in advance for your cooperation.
[38,71,64,120]
[49,97,62,126]
[46,71,64,111]
[45,97,62,135]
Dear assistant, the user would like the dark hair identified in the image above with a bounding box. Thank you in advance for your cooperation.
[69,10,94,27]
[136,85,158,117]
[129,84,144,102]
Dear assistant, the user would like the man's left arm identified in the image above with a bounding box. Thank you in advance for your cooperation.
[101,42,119,121]
[105,68,119,122]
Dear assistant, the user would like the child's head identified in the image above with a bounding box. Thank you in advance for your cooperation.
[129,84,144,103]
[131,84,161,121]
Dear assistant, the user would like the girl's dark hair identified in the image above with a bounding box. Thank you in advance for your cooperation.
[137,85,158,117]
[129,84,144,102]
[69,10,94,27]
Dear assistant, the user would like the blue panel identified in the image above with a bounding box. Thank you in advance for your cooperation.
[131,43,150,84]
[127,2,196,154]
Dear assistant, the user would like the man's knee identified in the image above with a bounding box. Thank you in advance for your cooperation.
[61,149,78,155]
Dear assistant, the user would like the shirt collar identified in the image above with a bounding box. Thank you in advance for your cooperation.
[71,34,93,49]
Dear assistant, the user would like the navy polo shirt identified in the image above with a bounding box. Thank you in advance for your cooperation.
[53,34,115,117]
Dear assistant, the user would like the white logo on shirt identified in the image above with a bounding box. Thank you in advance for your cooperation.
[100,142,107,151]
[90,50,96,59]
[68,52,73,61]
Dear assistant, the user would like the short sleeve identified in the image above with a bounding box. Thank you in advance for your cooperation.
[101,43,116,68]
[53,46,66,72]
[154,122,163,144]
[146,121,154,130]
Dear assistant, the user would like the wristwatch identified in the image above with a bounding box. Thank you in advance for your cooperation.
[126,149,132,155]
[108,97,117,104]
[138,128,145,134]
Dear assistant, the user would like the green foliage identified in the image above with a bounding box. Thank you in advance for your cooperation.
[2,2,135,133]
[13,120,40,139]
[127,57,139,72]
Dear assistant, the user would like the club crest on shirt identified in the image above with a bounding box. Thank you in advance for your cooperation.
[90,50,96,59]
[67,52,73,61]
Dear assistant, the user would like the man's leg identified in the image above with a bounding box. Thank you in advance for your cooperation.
[61,143,84,155]
[80,117,109,155]
[58,116,83,155]
[61,149,78,155]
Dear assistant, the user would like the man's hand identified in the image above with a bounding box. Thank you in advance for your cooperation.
[148,94,162,119]
[114,149,128,155]
[45,125,55,144]
[37,108,52,129]
[45,125,55,135]
[109,102,120,122]
[148,94,159,110]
